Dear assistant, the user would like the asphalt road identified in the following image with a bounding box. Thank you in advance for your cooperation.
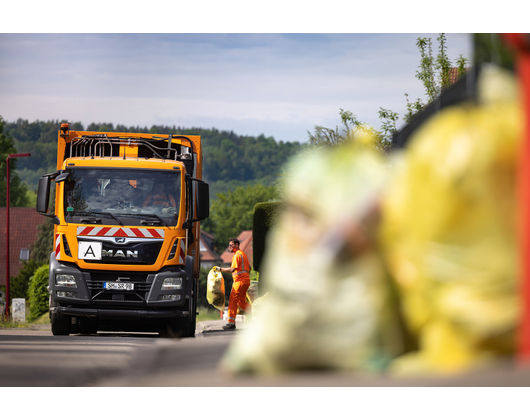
[2,319,530,387]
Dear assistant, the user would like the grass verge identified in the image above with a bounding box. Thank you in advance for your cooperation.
[197,306,223,322]
[1,307,220,328]
[0,311,50,329]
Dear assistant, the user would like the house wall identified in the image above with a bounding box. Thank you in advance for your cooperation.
[0,208,45,285]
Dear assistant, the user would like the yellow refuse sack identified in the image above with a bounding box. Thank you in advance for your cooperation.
[380,65,523,376]
[206,268,225,312]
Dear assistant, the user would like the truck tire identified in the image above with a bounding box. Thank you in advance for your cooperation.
[163,308,195,338]
[50,300,71,336]
[161,315,187,338]
[162,283,197,338]
[78,317,98,335]
[186,294,197,338]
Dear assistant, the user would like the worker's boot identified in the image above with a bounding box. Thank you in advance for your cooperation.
[222,323,236,330]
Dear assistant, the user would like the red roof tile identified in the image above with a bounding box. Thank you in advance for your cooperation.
[0,208,46,285]
[200,231,222,263]
[448,67,469,84]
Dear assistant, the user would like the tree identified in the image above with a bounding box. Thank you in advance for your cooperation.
[0,116,30,207]
[7,119,303,199]
[203,183,279,250]
[308,107,397,153]
[404,34,470,123]
[30,198,55,264]
[308,34,471,152]
[28,264,50,320]
[9,260,40,301]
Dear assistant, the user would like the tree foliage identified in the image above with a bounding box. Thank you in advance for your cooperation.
[9,260,41,301]
[308,107,398,153]
[203,183,279,250]
[308,33,470,152]
[0,116,30,207]
[6,121,303,199]
[30,204,55,264]
[28,264,50,320]
[403,34,470,123]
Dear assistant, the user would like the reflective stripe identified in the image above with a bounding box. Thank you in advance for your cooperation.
[235,270,249,275]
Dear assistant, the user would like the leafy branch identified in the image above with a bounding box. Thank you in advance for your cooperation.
[308,33,470,152]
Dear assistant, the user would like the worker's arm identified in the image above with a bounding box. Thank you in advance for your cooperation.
[217,266,235,273]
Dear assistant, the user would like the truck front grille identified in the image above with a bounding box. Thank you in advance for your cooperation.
[84,271,152,306]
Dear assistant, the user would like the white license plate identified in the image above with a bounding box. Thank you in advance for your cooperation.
[104,282,134,291]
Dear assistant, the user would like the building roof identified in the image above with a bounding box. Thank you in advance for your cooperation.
[448,67,470,84]
[200,230,216,250]
[199,231,222,263]
[0,208,45,285]
[220,230,253,267]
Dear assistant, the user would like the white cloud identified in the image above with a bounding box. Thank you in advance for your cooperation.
[0,33,472,142]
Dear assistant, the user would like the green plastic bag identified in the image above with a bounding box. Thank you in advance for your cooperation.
[221,135,406,374]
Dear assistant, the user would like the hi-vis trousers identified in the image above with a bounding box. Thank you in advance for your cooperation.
[227,281,251,324]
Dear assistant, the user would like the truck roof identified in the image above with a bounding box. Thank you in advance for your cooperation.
[57,124,202,178]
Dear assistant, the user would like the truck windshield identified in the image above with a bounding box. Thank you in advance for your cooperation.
[63,168,182,226]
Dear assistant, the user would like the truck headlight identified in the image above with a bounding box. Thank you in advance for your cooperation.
[55,274,77,287]
[161,277,183,290]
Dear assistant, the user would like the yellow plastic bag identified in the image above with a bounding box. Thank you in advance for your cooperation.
[206,268,225,312]
[380,65,523,376]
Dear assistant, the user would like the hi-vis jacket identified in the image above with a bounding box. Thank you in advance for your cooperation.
[231,249,251,284]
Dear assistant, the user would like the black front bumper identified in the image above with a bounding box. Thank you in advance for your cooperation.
[54,306,189,319]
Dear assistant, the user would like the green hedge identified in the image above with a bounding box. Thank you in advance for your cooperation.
[252,201,284,273]
[28,264,49,321]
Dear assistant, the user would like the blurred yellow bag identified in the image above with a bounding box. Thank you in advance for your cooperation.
[206,268,225,312]
[380,65,523,376]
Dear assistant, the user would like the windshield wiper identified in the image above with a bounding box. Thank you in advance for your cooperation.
[76,211,123,226]
[119,212,166,226]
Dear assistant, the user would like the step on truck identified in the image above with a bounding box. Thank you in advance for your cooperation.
[36,123,209,337]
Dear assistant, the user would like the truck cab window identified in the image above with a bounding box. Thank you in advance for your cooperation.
[63,168,182,226]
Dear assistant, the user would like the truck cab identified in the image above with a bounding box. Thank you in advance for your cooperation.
[37,124,209,337]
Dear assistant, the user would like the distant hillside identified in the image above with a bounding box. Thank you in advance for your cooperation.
[6,119,304,198]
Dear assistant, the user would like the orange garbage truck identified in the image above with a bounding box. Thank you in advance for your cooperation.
[36,123,209,337]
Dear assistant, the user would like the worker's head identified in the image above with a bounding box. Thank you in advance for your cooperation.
[228,238,240,253]
[153,183,166,194]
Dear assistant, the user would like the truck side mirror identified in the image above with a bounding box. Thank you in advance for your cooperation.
[54,172,70,183]
[196,181,209,221]
[36,176,51,214]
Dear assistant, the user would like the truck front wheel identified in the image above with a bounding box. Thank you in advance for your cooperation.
[50,298,71,336]
[162,299,197,338]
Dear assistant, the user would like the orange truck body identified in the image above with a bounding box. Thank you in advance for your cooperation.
[37,124,209,337]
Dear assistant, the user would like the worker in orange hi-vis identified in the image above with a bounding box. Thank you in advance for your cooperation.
[216,238,252,330]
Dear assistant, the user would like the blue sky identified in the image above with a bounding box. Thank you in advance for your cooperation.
[1,2,482,144]
[0,33,473,143]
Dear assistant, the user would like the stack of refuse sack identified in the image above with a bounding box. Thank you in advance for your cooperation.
[221,64,524,378]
